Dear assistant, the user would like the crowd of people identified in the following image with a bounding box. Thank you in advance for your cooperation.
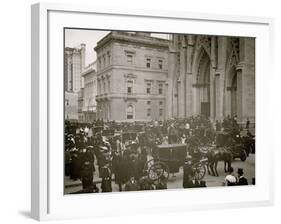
[224,167,254,186]
[64,115,254,194]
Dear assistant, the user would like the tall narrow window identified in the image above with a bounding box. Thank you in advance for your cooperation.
[146,58,151,68]
[98,57,101,70]
[127,55,133,64]
[127,105,134,119]
[158,83,163,94]
[103,81,106,94]
[127,80,133,94]
[146,82,151,94]
[107,51,111,65]
[159,108,163,117]
[147,108,151,117]
[103,55,106,67]
[158,59,163,69]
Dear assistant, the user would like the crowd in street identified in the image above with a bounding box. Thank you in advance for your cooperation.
[64,115,254,193]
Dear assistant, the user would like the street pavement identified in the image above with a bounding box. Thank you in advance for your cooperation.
[64,153,255,194]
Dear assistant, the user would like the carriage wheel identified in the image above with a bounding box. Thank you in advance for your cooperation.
[148,161,170,182]
[193,163,206,180]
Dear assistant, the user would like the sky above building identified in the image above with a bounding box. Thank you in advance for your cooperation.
[65,29,169,66]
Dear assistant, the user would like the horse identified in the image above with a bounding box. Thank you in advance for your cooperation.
[205,147,233,176]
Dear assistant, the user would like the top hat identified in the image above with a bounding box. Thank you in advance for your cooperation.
[237,168,244,175]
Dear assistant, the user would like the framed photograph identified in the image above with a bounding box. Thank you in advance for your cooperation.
[31,2,274,221]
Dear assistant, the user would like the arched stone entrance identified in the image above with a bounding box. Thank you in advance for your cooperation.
[194,50,211,118]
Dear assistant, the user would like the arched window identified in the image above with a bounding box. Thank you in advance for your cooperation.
[126,105,134,119]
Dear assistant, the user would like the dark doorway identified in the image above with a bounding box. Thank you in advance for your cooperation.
[201,102,210,118]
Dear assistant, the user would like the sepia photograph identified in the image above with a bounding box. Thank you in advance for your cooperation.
[63,28,255,194]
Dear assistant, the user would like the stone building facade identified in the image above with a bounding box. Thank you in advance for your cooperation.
[166,34,255,125]
[64,43,86,92]
[64,43,86,122]
[81,62,98,122]
[95,32,169,121]
[65,91,78,121]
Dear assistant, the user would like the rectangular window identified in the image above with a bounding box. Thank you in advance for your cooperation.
[159,108,163,116]
[147,108,151,117]
[108,55,111,65]
[127,105,134,119]
[127,80,133,94]
[146,58,151,68]
[158,60,163,69]
[127,55,133,64]
[98,58,101,70]
[107,51,111,65]
[159,101,163,106]
[158,83,163,94]
[147,101,151,105]
[146,82,151,94]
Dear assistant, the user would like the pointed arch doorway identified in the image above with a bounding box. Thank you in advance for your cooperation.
[196,50,211,118]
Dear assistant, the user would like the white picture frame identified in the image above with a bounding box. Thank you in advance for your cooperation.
[31,2,274,221]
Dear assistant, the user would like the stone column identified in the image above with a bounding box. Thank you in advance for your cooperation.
[210,36,217,122]
[239,37,255,124]
[216,37,228,120]
[165,82,170,119]
[178,36,187,118]
[186,35,194,117]
[172,35,179,118]
[236,66,243,123]
[167,37,177,119]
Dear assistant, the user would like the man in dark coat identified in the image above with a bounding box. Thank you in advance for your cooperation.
[237,168,248,185]
[168,123,178,144]
[80,161,94,190]
[112,151,127,191]
[70,150,80,180]
[100,163,112,192]
[183,157,194,188]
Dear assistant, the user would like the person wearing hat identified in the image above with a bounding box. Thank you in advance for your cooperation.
[155,174,168,190]
[183,156,194,188]
[237,168,248,185]
[80,161,94,191]
[224,167,237,186]
[100,163,112,192]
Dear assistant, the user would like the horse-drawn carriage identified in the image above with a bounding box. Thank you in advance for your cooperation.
[216,131,248,161]
[144,144,207,183]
